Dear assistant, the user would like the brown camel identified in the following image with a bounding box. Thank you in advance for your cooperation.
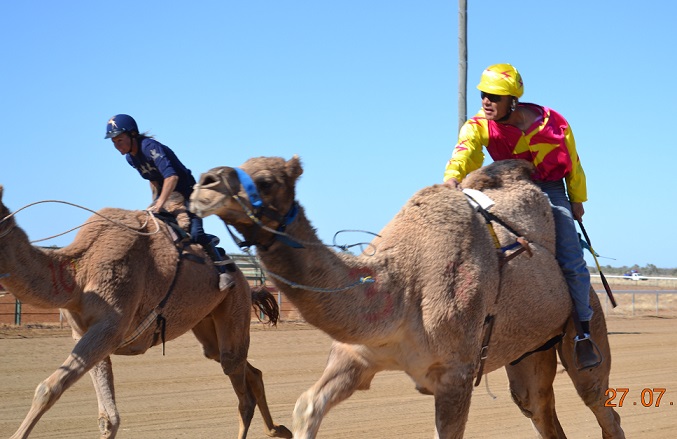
[0,187,292,439]
[189,156,625,439]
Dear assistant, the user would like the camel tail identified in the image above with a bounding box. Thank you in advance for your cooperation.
[251,286,280,326]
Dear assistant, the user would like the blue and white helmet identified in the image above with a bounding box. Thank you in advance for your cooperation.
[105,114,139,139]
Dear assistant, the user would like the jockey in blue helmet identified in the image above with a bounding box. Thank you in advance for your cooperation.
[105,114,235,291]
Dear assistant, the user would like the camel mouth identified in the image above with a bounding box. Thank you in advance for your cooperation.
[189,190,225,218]
[189,171,234,218]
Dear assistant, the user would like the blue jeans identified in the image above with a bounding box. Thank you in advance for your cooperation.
[536,180,593,322]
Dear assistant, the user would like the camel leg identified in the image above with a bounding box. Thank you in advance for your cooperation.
[192,317,254,439]
[65,314,120,436]
[558,292,625,439]
[505,347,566,438]
[432,363,475,439]
[292,342,378,439]
[88,356,120,438]
[10,325,118,439]
[192,314,291,438]
[245,361,293,438]
[227,362,258,439]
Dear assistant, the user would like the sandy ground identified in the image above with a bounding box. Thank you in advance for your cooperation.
[1,316,676,438]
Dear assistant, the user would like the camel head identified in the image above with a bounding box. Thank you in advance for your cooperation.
[0,185,14,235]
[190,156,303,245]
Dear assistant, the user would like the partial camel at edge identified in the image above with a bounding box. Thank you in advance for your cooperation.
[0,189,292,439]
[189,156,625,439]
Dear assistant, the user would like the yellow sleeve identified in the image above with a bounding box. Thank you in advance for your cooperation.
[443,115,488,183]
[563,125,588,203]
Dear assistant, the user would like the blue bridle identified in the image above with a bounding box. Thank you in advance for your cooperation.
[234,168,263,209]
[233,167,303,249]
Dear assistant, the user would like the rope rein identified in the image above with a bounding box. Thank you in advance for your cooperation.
[239,247,376,293]
[212,169,381,254]
[231,194,381,254]
[0,200,163,242]
[221,171,382,293]
[266,270,375,293]
[0,198,194,353]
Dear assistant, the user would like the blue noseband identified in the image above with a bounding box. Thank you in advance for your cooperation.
[234,167,263,209]
[233,167,303,249]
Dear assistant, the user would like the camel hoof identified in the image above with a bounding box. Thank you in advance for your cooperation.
[267,424,293,438]
[98,416,114,438]
[415,384,433,395]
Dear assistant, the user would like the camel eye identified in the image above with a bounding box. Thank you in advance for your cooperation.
[256,179,274,192]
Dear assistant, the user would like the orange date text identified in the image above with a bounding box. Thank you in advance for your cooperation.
[605,388,672,407]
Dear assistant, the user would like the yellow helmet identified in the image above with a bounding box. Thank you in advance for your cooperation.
[476,63,524,98]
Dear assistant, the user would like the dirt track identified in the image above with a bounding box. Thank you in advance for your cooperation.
[1,317,676,438]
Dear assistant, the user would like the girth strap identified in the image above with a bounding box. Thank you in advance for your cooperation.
[509,334,564,366]
[464,189,533,386]
[474,315,495,386]
[118,214,195,352]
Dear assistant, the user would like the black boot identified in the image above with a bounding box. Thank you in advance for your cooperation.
[574,320,603,370]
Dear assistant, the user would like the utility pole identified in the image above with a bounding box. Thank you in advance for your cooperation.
[458,0,468,132]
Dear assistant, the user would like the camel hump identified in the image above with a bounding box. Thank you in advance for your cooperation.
[462,159,535,191]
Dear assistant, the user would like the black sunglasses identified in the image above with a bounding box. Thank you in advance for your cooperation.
[481,92,503,103]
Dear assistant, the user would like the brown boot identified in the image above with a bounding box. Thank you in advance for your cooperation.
[574,334,603,370]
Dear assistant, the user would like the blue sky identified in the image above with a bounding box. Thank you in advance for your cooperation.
[1,1,675,268]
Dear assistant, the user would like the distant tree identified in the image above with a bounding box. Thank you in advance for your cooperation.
[588,263,676,276]
[643,263,658,275]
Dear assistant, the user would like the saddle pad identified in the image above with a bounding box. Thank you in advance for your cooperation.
[462,188,495,211]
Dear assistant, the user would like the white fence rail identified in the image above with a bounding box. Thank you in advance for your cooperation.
[596,290,677,318]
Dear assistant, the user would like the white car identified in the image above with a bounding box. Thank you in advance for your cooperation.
[623,272,648,281]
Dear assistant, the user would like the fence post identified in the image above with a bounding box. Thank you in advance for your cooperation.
[14,298,21,326]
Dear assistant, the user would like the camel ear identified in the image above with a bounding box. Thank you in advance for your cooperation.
[0,185,3,201]
[287,155,304,181]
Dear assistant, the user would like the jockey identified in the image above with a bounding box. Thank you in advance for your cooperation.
[106,114,235,291]
[443,64,601,370]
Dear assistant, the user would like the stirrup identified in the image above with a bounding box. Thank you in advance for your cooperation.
[574,334,603,370]
[219,273,235,291]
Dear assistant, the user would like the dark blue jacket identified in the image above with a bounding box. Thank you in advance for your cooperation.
[126,138,196,199]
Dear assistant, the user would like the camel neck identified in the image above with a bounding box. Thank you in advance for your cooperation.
[255,210,397,344]
[0,226,79,309]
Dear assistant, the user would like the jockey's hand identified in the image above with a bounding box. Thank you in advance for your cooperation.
[571,202,585,221]
[444,178,461,190]
[147,202,165,213]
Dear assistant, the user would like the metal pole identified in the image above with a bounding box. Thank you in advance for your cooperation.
[14,298,21,326]
[458,0,468,132]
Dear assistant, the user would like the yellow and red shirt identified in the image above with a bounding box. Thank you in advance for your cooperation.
[443,103,587,203]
